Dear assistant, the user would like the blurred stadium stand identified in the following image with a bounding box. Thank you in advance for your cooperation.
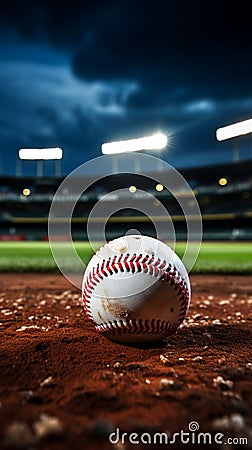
[0,160,251,241]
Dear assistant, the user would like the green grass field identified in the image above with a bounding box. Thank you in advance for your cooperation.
[0,241,251,274]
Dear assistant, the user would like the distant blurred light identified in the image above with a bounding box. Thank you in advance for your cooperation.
[101,133,167,155]
[216,118,252,141]
[155,183,164,192]
[19,147,63,160]
[22,188,31,196]
[129,185,137,193]
[218,177,228,186]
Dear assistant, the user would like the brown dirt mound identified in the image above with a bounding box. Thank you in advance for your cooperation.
[0,274,251,449]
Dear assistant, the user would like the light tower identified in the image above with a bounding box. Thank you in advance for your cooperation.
[216,118,252,162]
[101,132,168,172]
[18,147,63,176]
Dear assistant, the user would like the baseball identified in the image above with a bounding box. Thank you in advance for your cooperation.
[82,235,191,344]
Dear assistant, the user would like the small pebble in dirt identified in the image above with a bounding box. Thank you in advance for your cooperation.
[159,378,182,391]
[160,354,172,365]
[193,313,201,320]
[19,390,34,403]
[218,357,226,365]
[219,300,230,305]
[222,391,242,401]
[3,421,36,447]
[178,357,185,364]
[33,413,63,439]
[213,376,234,390]
[192,356,204,363]
[212,413,247,432]
[39,376,54,387]
[212,319,221,325]
[204,299,210,305]
[159,378,174,389]
[145,379,151,384]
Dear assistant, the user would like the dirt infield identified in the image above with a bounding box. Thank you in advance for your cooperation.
[0,273,252,449]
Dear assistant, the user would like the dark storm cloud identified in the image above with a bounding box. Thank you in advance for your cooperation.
[72,1,252,102]
[1,0,251,96]
[0,0,251,175]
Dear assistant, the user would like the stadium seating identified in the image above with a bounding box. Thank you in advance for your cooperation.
[0,160,251,241]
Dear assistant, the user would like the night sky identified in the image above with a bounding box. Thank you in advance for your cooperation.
[0,0,251,176]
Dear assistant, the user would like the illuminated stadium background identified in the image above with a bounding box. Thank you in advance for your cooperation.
[1,158,251,242]
[0,1,251,247]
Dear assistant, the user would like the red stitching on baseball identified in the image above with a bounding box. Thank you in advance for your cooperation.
[95,318,181,338]
[124,261,130,271]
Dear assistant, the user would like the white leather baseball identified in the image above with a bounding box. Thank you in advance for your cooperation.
[82,235,190,343]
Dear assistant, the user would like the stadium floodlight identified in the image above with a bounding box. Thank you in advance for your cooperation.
[18,147,63,177]
[18,147,63,160]
[101,133,168,155]
[216,118,252,141]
